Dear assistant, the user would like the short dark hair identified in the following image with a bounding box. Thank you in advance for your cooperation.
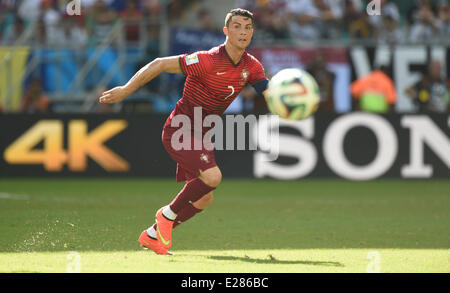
[224,8,253,28]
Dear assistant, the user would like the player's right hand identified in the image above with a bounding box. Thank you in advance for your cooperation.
[98,86,128,104]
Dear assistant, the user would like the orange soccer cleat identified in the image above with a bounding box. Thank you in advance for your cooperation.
[155,207,174,251]
[138,230,171,255]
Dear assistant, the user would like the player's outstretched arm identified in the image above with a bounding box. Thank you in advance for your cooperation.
[98,56,182,104]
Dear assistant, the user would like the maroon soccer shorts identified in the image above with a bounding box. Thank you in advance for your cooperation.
[162,116,217,182]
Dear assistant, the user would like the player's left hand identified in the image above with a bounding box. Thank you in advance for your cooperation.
[98,86,129,104]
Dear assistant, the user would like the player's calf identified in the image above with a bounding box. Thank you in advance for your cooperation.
[193,192,214,209]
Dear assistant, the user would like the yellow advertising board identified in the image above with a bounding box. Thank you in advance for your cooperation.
[0,47,30,111]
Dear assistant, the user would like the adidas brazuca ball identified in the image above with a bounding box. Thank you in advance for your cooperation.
[266,68,320,120]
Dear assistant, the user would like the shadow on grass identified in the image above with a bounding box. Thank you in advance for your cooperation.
[207,255,344,267]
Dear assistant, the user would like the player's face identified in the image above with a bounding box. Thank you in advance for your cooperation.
[224,16,254,49]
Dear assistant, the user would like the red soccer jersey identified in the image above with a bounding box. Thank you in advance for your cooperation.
[178,44,267,116]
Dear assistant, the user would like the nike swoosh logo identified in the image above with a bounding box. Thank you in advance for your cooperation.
[216,72,226,75]
[157,226,170,246]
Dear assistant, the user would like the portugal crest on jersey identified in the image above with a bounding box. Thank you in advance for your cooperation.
[240,69,250,85]
[200,153,210,164]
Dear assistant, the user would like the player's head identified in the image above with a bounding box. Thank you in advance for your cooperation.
[223,8,254,50]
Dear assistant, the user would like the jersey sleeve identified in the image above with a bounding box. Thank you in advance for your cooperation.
[179,51,214,77]
[248,58,267,85]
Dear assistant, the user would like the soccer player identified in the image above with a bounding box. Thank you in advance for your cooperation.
[99,8,269,254]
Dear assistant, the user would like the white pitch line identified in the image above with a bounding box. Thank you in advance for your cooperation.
[0,192,30,200]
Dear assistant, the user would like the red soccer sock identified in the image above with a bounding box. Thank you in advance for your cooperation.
[169,178,215,213]
[173,204,203,229]
[151,204,203,230]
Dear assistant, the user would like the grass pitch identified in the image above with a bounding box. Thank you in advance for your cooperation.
[0,179,449,273]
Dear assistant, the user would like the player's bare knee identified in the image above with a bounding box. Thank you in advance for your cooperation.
[207,171,222,187]
[200,168,222,187]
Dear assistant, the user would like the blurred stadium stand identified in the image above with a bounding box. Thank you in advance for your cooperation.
[0,0,449,114]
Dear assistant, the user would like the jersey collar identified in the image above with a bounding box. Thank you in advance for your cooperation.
[222,44,244,67]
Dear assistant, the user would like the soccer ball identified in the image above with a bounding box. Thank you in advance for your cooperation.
[266,68,320,120]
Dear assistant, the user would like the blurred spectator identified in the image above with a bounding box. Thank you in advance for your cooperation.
[144,22,160,58]
[119,0,143,42]
[368,0,400,32]
[0,0,18,43]
[405,60,450,113]
[408,0,439,42]
[109,0,127,12]
[345,0,372,40]
[21,79,52,113]
[86,0,118,44]
[35,19,47,45]
[376,9,405,44]
[167,0,184,22]
[18,0,42,25]
[287,0,344,40]
[0,0,17,10]
[406,0,434,24]
[436,0,450,39]
[42,0,62,46]
[350,65,396,113]
[167,0,200,27]
[255,6,290,43]
[198,9,220,33]
[136,22,160,94]
[306,51,335,112]
[85,0,125,9]
[142,0,161,17]
[1,17,25,45]
[56,15,88,48]
[237,0,289,43]
[81,0,98,9]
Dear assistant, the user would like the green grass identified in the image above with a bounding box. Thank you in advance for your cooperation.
[0,179,449,273]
